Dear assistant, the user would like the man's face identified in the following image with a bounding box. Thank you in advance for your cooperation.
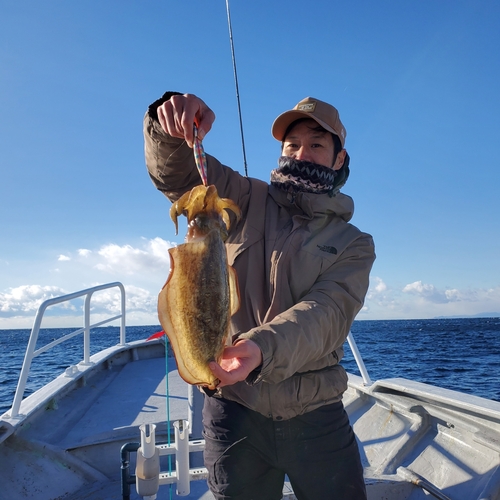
[282,119,344,170]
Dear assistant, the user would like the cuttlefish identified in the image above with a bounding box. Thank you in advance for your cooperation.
[157,184,241,389]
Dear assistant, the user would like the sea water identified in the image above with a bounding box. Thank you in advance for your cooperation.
[1,318,499,416]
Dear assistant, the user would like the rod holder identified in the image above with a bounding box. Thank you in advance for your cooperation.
[136,423,160,499]
[174,419,190,496]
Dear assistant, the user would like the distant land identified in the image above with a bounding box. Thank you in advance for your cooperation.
[434,312,500,319]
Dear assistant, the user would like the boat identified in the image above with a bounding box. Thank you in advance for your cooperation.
[1,282,499,500]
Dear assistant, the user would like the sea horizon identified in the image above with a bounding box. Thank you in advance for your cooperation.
[2,313,500,333]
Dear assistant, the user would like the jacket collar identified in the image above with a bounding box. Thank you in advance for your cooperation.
[268,185,354,222]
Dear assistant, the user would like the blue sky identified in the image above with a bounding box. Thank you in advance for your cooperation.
[1,1,499,328]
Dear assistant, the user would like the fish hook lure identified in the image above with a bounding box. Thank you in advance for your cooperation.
[193,124,208,186]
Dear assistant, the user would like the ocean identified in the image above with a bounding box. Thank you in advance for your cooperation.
[1,318,499,416]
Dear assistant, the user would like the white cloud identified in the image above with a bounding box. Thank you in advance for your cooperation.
[94,238,172,275]
[362,277,395,315]
[54,238,174,284]
[0,238,176,328]
[402,281,500,306]
[360,278,500,320]
[88,284,156,315]
[402,280,449,303]
[0,282,159,328]
[368,277,387,296]
[0,285,70,315]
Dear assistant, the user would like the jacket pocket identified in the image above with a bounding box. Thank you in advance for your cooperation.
[288,365,349,414]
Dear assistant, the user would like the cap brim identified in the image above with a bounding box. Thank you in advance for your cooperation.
[271,110,339,142]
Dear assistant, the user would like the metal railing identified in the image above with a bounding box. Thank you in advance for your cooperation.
[10,282,126,418]
[347,332,372,386]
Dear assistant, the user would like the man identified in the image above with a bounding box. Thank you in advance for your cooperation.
[144,92,375,499]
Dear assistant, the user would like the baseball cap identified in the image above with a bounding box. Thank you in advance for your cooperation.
[272,97,346,148]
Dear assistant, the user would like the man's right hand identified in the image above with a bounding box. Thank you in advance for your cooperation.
[157,93,215,148]
[209,339,263,388]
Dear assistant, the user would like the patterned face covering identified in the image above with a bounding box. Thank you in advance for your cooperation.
[270,156,338,194]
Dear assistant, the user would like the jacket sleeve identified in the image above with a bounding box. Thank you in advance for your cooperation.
[237,231,375,385]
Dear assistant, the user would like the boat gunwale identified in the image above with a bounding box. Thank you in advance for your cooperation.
[0,338,164,444]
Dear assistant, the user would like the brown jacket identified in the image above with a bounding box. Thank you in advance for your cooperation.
[144,99,375,420]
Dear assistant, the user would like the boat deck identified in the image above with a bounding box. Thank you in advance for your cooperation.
[2,339,500,499]
[0,341,296,499]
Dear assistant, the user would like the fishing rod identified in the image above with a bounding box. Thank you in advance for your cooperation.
[225,0,248,177]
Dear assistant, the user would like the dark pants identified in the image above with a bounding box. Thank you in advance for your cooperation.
[202,396,366,500]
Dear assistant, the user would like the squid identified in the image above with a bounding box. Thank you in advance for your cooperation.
[157,185,241,389]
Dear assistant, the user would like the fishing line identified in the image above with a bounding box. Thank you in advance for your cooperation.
[225,0,248,177]
[164,337,173,500]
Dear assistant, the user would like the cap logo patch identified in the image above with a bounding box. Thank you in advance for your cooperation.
[297,102,316,112]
